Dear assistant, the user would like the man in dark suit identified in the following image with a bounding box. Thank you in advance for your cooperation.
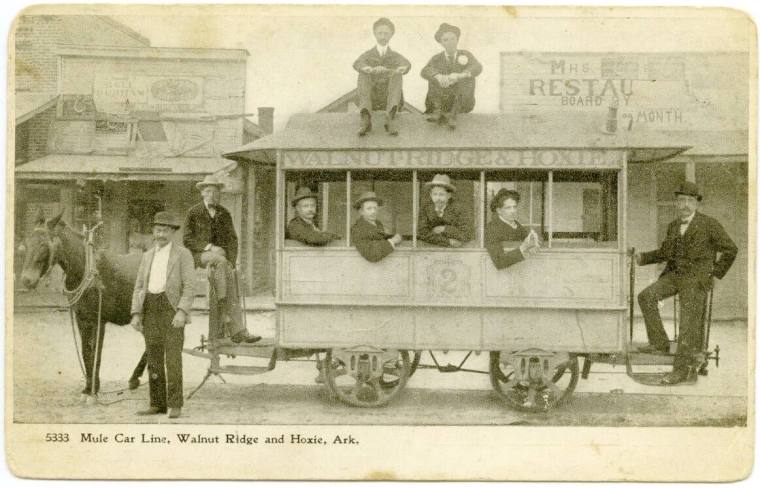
[130,212,195,419]
[286,187,341,246]
[421,23,483,129]
[183,175,260,344]
[418,174,471,247]
[351,191,402,262]
[353,17,411,136]
[635,182,737,385]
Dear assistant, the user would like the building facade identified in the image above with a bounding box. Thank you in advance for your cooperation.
[499,51,749,320]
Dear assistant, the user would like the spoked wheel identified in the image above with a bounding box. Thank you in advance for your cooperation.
[324,348,410,407]
[489,350,579,413]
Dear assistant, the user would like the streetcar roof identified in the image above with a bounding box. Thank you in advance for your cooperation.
[224,112,691,165]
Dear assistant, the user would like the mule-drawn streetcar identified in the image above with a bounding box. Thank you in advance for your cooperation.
[20,110,723,413]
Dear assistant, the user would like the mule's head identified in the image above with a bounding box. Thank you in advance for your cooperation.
[19,210,64,289]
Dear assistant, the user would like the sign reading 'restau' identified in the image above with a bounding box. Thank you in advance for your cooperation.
[282,149,626,169]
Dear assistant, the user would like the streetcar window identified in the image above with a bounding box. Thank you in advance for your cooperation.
[350,170,413,247]
[550,171,618,248]
[417,171,481,248]
[284,171,347,247]
[485,170,547,244]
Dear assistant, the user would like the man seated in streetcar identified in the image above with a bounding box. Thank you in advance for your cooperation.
[418,174,471,248]
[421,22,482,130]
[286,187,342,246]
[351,191,403,262]
[633,182,737,385]
[484,189,540,269]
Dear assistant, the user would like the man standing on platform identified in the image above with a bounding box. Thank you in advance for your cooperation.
[634,182,737,385]
[130,212,194,419]
[183,175,261,344]
[353,17,411,136]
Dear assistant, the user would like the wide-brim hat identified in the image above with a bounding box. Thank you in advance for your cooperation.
[423,174,456,193]
[435,22,461,42]
[353,191,384,210]
[196,174,225,190]
[291,187,319,206]
[151,211,181,229]
[674,181,702,201]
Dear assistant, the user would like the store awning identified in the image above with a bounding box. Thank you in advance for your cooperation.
[224,112,693,165]
[15,153,237,181]
[15,93,59,124]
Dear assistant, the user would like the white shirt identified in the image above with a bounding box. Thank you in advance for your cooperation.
[205,201,216,218]
[376,44,388,57]
[435,203,447,218]
[147,242,172,294]
[498,215,519,229]
[679,212,696,236]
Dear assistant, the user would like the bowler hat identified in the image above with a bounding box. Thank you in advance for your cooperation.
[674,181,702,201]
[291,186,319,206]
[353,191,384,210]
[373,17,395,34]
[151,211,181,229]
[490,188,521,212]
[423,174,457,193]
[435,23,461,42]
[196,174,225,190]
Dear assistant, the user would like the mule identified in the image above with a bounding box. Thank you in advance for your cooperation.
[19,211,148,400]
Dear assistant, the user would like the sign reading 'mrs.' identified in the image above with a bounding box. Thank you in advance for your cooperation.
[500,52,748,131]
[282,149,625,169]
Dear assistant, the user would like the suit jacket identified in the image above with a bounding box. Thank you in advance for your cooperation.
[130,243,195,320]
[421,49,482,112]
[351,218,394,263]
[353,46,411,76]
[287,216,341,246]
[418,200,471,246]
[484,218,528,270]
[183,202,238,267]
[640,211,737,283]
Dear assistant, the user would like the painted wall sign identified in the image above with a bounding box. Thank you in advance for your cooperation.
[93,75,204,113]
[500,52,748,131]
[282,149,625,169]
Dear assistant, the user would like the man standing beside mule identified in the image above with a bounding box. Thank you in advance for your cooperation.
[183,175,261,343]
[130,212,194,419]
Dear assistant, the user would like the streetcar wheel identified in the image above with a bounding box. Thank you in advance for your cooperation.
[323,349,410,407]
[489,351,579,413]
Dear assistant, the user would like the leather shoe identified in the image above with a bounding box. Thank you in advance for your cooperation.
[168,407,181,419]
[137,406,166,416]
[231,330,262,344]
[426,110,442,123]
[384,119,399,136]
[659,371,688,385]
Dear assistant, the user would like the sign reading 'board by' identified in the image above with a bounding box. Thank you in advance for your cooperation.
[500,52,748,131]
[282,149,626,169]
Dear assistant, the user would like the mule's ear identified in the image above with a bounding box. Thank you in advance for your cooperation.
[34,207,45,226]
[47,210,65,231]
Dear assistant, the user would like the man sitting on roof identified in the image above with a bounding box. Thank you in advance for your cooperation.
[353,17,411,137]
[421,23,483,130]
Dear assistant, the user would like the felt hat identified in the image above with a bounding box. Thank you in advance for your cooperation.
[196,174,225,190]
[353,191,384,210]
[291,187,319,206]
[151,211,181,229]
[435,23,461,42]
[423,174,456,193]
[674,181,702,201]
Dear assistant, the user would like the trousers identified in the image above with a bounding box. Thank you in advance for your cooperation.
[638,273,709,373]
[143,293,184,409]
[356,71,403,115]
[200,250,245,338]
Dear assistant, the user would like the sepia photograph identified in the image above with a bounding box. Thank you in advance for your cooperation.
[4,2,756,480]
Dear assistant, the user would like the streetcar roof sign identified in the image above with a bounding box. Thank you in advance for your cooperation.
[224,112,692,166]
